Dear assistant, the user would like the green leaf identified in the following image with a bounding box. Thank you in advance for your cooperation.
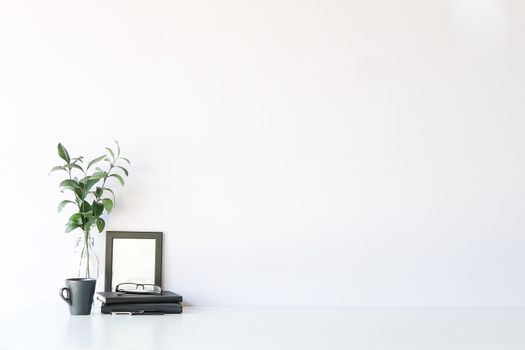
[83,178,100,192]
[49,166,66,174]
[105,147,115,161]
[119,157,131,165]
[87,155,107,170]
[74,187,84,199]
[71,156,84,164]
[90,171,108,180]
[57,200,75,213]
[103,188,115,201]
[68,213,83,225]
[114,165,129,176]
[110,174,125,186]
[92,201,104,217]
[65,223,82,233]
[57,143,70,163]
[115,140,121,157]
[82,216,96,231]
[102,198,113,213]
[59,179,80,190]
[96,218,105,233]
[95,187,104,198]
[63,163,84,172]
[79,200,92,213]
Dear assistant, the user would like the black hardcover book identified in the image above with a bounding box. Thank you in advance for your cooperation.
[101,302,183,314]
[97,291,183,305]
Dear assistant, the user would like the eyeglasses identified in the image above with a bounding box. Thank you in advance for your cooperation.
[115,283,163,295]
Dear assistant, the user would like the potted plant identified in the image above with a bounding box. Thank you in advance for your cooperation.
[50,141,130,279]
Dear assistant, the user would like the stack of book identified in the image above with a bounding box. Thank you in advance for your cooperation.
[97,291,183,315]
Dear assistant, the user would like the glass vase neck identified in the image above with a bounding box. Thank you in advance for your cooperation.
[75,228,99,279]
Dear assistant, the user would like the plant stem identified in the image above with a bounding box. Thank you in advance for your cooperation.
[101,163,115,194]
[77,237,83,278]
[83,228,90,278]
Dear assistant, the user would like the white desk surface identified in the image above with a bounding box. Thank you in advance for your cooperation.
[1,305,524,350]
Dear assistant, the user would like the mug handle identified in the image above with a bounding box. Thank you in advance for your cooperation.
[59,287,72,305]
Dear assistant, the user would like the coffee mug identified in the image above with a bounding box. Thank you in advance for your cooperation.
[59,278,96,315]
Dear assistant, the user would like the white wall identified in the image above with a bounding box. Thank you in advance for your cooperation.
[1,0,524,310]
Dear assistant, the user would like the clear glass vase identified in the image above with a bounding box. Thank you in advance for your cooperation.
[74,229,99,279]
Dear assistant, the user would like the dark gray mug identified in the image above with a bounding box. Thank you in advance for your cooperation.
[59,278,96,315]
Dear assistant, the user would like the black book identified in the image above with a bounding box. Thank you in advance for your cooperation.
[97,291,183,305]
[101,302,183,315]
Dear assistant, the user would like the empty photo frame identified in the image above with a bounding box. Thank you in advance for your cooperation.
[105,231,163,292]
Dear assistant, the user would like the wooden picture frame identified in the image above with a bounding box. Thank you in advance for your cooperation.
[104,231,163,292]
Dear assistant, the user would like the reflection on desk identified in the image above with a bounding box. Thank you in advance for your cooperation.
[1,305,524,350]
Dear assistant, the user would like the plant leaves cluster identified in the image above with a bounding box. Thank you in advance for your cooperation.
[51,141,130,234]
